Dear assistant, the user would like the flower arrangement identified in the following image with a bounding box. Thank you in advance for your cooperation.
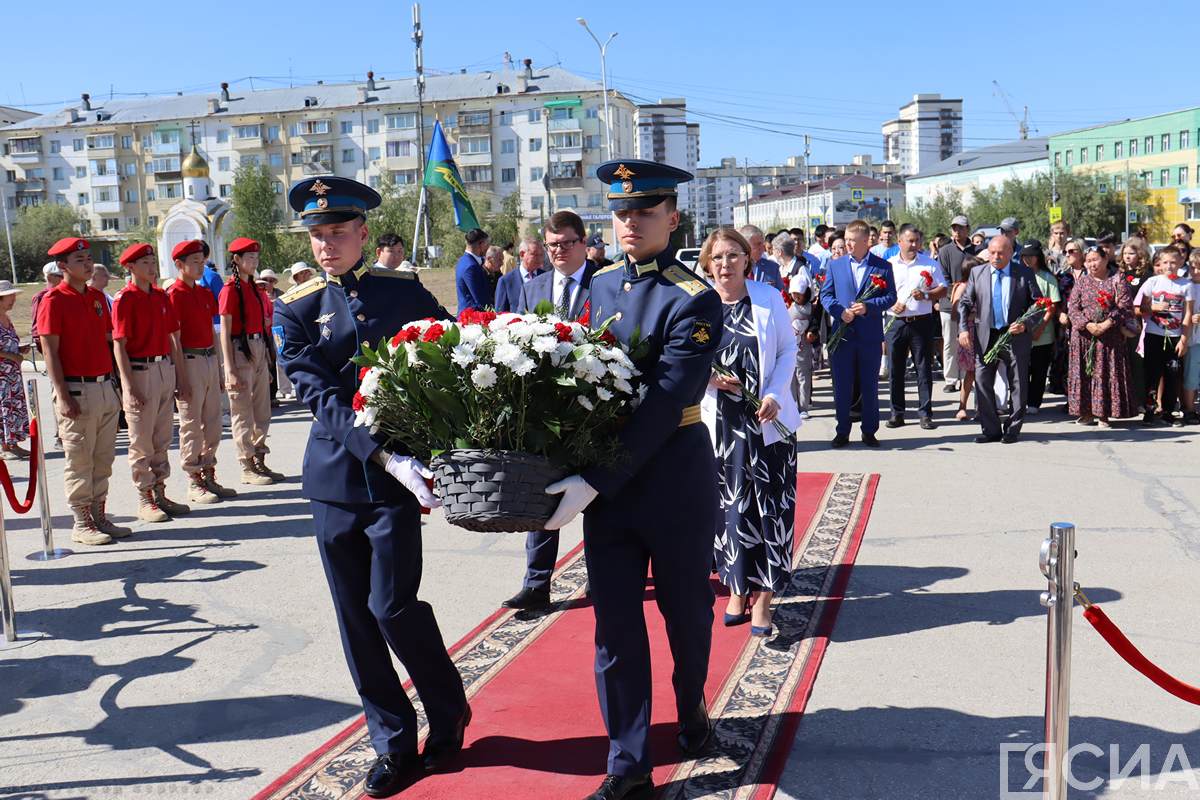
[1085,289,1115,376]
[982,297,1055,364]
[883,269,934,334]
[826,274,889,353]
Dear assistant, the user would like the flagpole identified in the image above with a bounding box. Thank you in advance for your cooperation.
[412,2,430,267]
[412,185,427,267]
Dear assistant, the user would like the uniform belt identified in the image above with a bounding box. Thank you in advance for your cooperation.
[64,374,111,383]
[129,355,170,363]
[183,347,216,357]
[897,312,934,323]
[242,333,265,341]
[679,405,701,427]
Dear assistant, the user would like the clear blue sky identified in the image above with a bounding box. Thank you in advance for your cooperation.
[3,0,1185,169]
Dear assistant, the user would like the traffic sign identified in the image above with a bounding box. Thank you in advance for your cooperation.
[851,189,864,202]
[1048,206,1062,224]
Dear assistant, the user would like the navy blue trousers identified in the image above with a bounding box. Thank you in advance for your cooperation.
[583,427,717,775]
[523,530,560,592]
[831,339,882,437]
[312,498,466,756]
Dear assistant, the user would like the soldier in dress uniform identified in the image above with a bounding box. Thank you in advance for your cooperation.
[168,239,237,504]
[543,160,723,800]
[219,238,284,485]
[275,176,469,798]
[113,243,192,522]
[37,237,131,545]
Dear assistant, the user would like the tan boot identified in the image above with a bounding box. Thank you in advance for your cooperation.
[71,506,113,546]
[241,460,274,485]
[153,483,191,516]
[187,473,220,505]
[90,499,132,539]
[138,489,170,523]
[202,467,237,498]
[252,455,286,482]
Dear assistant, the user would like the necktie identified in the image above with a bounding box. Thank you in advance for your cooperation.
[992,270,1005,326]
[557,274,571,318]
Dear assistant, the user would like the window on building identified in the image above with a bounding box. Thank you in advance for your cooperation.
[385,113,417,130]
[501,167,516,182]
[239,154,260,167]
[302,120,330,135]
[531,195,544,210]
[550,107,573,120]
[584,135,599,150]
[97,188,114,202]
[586,106,599,119]
[459,111,489,127]
[50,140,61,154]
[265,125,280,143]
[528,109,542,123]
[528,137,542,152]
[1054,152,1061,168]
[87,134,114,149]
[1065,150,1073,167]
[75,165,87,178]
[219,184,231,197]
[273,181,284,194]
[587,192,602,207]
[386,141,410,158]
[368,175,381,189]
[367,146,381,162]
[121,135,132,150]
[125,162,137,176]
[1079,147,1087,164]
[530,166,544,181]
[342,148,355,163]
[290,151,304,165]
[268,153,283,168]
[1180,166,1189,186]
[73,139,84,152]
[498,110,513,125]
[1160,168,1170,187]
[55,195,67,206]
[463,166,492,183]
[1129,139,1138,156]
[1144,135,1154,154]
[392,170,418,185]
[156,130,180,146]
[1162,133,1171,152]
[52,167,63,181]
[235,125,261,140]
[163,183,181,199]
[1096,144,1104,161]
[1114,173,1124,191]
[125,189,138,203]
[144,188,155,201]
[1114,140,1123,159]
[101,218,119,231]
[558,193,578,207]
[340,120,353,134]
[459,136,490,154]
[77,192,88,206]
[366,118,380,134]
[215,156,228,171]
[216,129,229,143]
[3,170,13,182]
[1182,130,1191,149]
[501,139,515,154]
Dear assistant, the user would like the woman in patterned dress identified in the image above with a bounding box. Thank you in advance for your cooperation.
[1067,247,1134,426]
[698,228,801,637]
[0,281,30,459]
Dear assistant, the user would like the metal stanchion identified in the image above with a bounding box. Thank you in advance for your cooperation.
[0,500,14,642]
[1039,522,1076,800]
[25,378,69,561]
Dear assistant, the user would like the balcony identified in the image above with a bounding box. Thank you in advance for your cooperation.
[12,178,45,191]
[548,118,581,132]
[8,138,42,163]
[457,150,492,166]
[301,161,333,176]
[152,140,182,156]
[385,155,419,171]
[232,135,265,150]
[549,145,583,162]
[548,175,584,190]
[94,200,122,214]
[91,173,120,187]
[457,114,491,136]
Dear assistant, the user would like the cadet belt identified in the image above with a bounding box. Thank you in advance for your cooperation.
[64,374,111,383]
[183,347,216,358]
[130,355,169,363]
[679,405,701,427]
[241,333,265,341]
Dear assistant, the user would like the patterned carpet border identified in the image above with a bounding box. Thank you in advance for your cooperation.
[255,472,878,800]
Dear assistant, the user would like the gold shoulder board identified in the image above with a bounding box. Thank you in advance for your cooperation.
[593,262,622,278]
[370,268,416,280]
[280,276,327,304]
[663,265,707,297]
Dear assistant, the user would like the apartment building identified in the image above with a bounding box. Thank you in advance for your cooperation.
[634,98,700,222]
[733,175,903,232]
[881,93,963,177]
[0,62,636,250]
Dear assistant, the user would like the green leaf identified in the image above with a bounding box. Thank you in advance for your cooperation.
[534,299,555,316]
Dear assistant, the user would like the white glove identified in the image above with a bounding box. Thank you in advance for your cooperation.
[544,475,598,530]
[384,454,441,509]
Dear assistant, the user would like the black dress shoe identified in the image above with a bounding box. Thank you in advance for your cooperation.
[861,433,880,447]
[830,434,849,449]
[1001,432,1020,444]
[677,703,713,756]
[919,417,936,430]
[422,704,472,772]
[501,587,551,610]
[974,434,1002,444]
[363,752,423,798]
[885,416,905,428]
[584,773,654,800]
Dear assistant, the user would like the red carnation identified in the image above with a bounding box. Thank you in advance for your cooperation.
[577,301,591,326]
[781,289,794,308]
[351,392,366,412]
[920,269,933,285]
[814,273,825,283]
[421,323,445,342]
[391,326,421,346]
[870,275,888,289]
[554,322,574,343]
[599,330,617,346]
[358,366,369,380]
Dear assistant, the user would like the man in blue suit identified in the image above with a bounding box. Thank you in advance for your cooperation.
[738,224,783,290]
[493,236,545,313]
[277,176,469,797]
[501,211,597,612]
[454,227,492,312]
[819,219,897,448]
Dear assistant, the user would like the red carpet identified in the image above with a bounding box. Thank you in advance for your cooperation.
[256,472,878,800]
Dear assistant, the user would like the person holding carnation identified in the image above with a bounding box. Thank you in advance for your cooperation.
[1066,246,1134,426]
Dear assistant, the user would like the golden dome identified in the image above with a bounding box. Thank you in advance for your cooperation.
[181,145,209,178]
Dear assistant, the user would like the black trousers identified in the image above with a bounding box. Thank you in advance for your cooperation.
[886,314,936,419]
[1143,332,1182,413]
[1028,343,1054,409]
[523,530,560,592]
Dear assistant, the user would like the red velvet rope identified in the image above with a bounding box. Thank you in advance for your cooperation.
[0,417,38,514]
[1083,605,1200,705]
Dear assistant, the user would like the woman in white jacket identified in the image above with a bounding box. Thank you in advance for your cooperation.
[699,228,800,637]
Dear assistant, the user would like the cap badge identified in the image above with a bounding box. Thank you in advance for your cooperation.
[614,164,635,194]
[310,179,330,196]
[317,197,329,209]
[76,241,86,251]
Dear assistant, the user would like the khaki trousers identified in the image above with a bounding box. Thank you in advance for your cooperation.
[124,360,176,492]
[229,338,271,463]
[61,380,120,508]
[177,353,222,476]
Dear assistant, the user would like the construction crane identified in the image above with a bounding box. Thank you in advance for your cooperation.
[992,80,1035,140]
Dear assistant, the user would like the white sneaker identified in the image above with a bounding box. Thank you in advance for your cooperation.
[799,410,811,419]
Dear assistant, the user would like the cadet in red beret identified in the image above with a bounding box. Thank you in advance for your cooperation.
[168,239,236,503]
[37,237,129,545]
[219,237,283,484]
[113,243,192,523]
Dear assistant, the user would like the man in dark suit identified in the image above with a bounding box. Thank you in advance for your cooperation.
[957,235,1045,443]
[454,227,492,312]
[502,211,597,612]
[818,219,897,448]
[493,236,545,313]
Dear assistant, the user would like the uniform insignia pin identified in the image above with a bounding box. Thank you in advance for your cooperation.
[321,325,332,340]
[316,312,335,324]
[310,179,330,196]
[690,320,711,345]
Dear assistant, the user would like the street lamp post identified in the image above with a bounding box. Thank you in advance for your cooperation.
[0,187,16,282]
[577,18,617,160]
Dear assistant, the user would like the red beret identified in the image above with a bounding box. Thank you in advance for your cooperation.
[47,237,90,258]
[118,243,155,266]
[228,237,261,255]
[171,239,204,260]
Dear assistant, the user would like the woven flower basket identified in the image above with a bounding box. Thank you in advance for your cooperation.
[430,450,568,533]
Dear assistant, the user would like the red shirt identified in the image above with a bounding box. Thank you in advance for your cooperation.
[167,278,218,349]
[36,282,113,377]
[112,283,179,358]
[218,278,266,336]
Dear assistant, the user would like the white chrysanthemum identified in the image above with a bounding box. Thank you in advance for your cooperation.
[607,362,633,380]
[471,363,498,389]
[531,335,558,355]
[459,324,485,345]
[488,313,521,332]
[404,342,420,362]
[530,321,556,337]
[596,387,613,401]
[451,345,476,367]
[613,377,633,394]
[359,368,381,397]
[573,356,606,383]
[511,356,537,376]
[569,322,588,340]
[354,405,378,429]
[492,342,523,367]
[577,395,595,411]
[506,321,535,343]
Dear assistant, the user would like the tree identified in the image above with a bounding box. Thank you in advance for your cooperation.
[483,190,522,251]
[669,210,698,254]
[0,204,83,282]
[230,164,281,267]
